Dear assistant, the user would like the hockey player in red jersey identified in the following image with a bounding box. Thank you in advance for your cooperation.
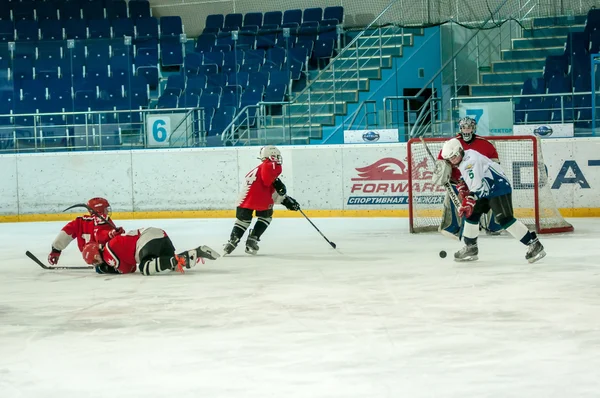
[82,227,220,275]
[48,197,123,265]
[433,117,502,237]
[223,145,300,255]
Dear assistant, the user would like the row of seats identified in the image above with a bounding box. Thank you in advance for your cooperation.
[203,7,344,34]
[0,0,152,22]
[0,128,123,151]
[0,16,183,41]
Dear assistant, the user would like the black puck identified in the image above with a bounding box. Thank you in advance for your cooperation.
[439,250,447,258]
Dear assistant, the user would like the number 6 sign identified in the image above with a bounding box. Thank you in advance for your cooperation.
[146,116,171,146]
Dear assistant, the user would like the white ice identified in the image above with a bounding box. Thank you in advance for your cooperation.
[1,217,600,398]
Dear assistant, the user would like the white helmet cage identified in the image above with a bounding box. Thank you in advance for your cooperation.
[259,145,283,164]
[441,138,464,161]
[458,116,477,142]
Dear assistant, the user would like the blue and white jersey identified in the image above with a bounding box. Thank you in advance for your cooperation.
[458,149,512,199]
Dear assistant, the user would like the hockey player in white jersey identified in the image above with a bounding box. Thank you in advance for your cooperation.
[438,138,546,263]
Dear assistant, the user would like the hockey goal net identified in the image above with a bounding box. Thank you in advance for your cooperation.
[407,136,574,234]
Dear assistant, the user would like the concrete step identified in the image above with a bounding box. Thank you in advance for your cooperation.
[492,58,545,72]
[332,55,393,69]
[340,46,403,58]
[357,33,413,47]
[308,67,381,80]
[523,25,584,38]
[270,113,336,127]
[294,90,359,103]
[470,83,522,97]
[288,102,347,114]
[501,46,563,60]
[511,36,566,50]
[481,70,543,84]
[305,78,369,91]
[533,15,587,28]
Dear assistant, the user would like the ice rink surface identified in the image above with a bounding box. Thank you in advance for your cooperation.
[1,217,600,398]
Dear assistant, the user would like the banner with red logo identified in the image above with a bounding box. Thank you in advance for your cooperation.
[342,146,446,209]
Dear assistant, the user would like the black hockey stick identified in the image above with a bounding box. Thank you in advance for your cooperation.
[25,251,93,270]
[420,137,462,208]
[298,209,337,249]
[63,203,117,229]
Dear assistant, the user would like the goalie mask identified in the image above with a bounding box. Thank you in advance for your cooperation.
[458,117,477,143]
[82,242,103,265]
[441,138,464,164]
[87,197,112,222]
[259,145,282,164]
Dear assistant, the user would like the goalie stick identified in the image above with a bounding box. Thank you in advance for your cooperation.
[420,137,462,209]
[63,203,118,229]
[26,251,93,270]
[299,209,337,249]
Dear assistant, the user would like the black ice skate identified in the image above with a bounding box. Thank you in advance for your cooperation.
[223,236,240,256]
[454,244,479,262]
[245,230,260,255]
[525,239,546,263]
[177,245,220,269]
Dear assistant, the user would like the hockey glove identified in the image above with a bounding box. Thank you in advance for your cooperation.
[48,247,61,265]
[456,179,469,201]
[458,195,476,218]
[108,227,125,239]
[282,196,300,211]
[273,178,287,196]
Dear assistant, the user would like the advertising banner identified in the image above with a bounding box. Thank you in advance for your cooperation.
[459,102,514,135]
[513,123,574,138]
[343,129,399,144]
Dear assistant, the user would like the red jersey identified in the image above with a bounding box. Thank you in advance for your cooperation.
[437,135,499,182]
[102,231,142,274]
[52,216,112,252]
[238,160,282,211]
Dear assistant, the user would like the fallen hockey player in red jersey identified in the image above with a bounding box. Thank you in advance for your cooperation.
[81,227,220,275]
[223,145,300,255]
[48,197,123,265]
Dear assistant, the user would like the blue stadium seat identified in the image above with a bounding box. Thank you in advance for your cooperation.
[263,11,282,27]
[136,17,159,39]
[238,26,257,50]
[199,93,219,109]
[221,64,239,75]
[303,8,323,23]
[59,4,82,20]
[209,105,236,136]
[240,62,261,73]
[323,6,344,24]
[38,41,64,61]
[160,16,183,38]
[207,73,227,87]
[88,19,112,39]
[228,71,249,87]
[269,70,291,87]
[36,59,60,80]
[0,21,14,42]
[41,127,68,149]
[135,45,159,65]
[184,53,203,75]
[521,77,548,123]
[275,23,298,48]
[13,58,34,80]
[157,94,178,108]
[224,13,243,32]
[0,6,9,22]
[38,98,68,125]
[219,91,238,107]
[136,65,159,90]
[203,85,222,96]
[283,9,302,25]
[113,19,135,38]
[163,74,186,96]
[319,19,339,42]
[244,12,263,28]
[64,20,87,39]
[215,33,234,50]
[248,71,268,90]
[13,2,35,21]
[186,75,207,96]
[39,20,64,40]
[547,75,572,122]
[125,76,149,107]
[199,64,218,75]
[256,24,277,49]
[161,38,184,67]
[36,2,59,21]
[129,0,151,20]
[111,41,134,59]
[287,47,307,79]
[223,84,243,97]
[204,14,224,34]
[312,38,335,67]
[266,47,285,69]
[82,1,106,20]
[13,42,36,60]
[223,49,244,67]
[195,34,216,53]
[264,83,287,102]
[203,51,224,67]
[107,1,128,19]
[179,93,200,108]
[15,20,38,41]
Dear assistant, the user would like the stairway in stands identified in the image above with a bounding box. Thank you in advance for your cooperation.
[470,15,588,96]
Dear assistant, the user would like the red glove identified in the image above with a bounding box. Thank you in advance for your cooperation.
[108,227,125,239]
[48,247,61,265]
[458,195,476,218]
[456,180,469,201]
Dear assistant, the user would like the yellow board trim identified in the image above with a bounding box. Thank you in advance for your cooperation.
[1,208,599,223]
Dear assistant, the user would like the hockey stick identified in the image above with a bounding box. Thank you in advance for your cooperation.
[298,209,337,249]
[25,251,93,270]
[420,137,462,208]
[63,203,117,229]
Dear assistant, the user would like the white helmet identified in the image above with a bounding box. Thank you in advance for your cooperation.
[259,145,282,164]
[441,138,464,161]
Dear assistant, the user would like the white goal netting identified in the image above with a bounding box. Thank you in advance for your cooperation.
[407,136,574,234]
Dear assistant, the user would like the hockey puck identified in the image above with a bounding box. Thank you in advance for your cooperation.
[439,250,447,258]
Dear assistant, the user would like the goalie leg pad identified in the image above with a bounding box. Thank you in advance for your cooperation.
[439,192,462,238]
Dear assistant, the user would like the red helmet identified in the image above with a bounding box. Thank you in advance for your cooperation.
[82,242,103,265]
[87,197,112,219]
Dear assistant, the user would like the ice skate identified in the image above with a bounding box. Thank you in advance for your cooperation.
[177,245,220,269]
[454,244,478,262]
[223,236,240,256]
[526,239,546,263]
[245,230,260,255]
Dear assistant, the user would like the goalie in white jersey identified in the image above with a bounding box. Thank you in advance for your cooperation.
[438,138,546,263]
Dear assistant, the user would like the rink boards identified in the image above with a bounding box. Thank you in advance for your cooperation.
[0,138,599,221]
